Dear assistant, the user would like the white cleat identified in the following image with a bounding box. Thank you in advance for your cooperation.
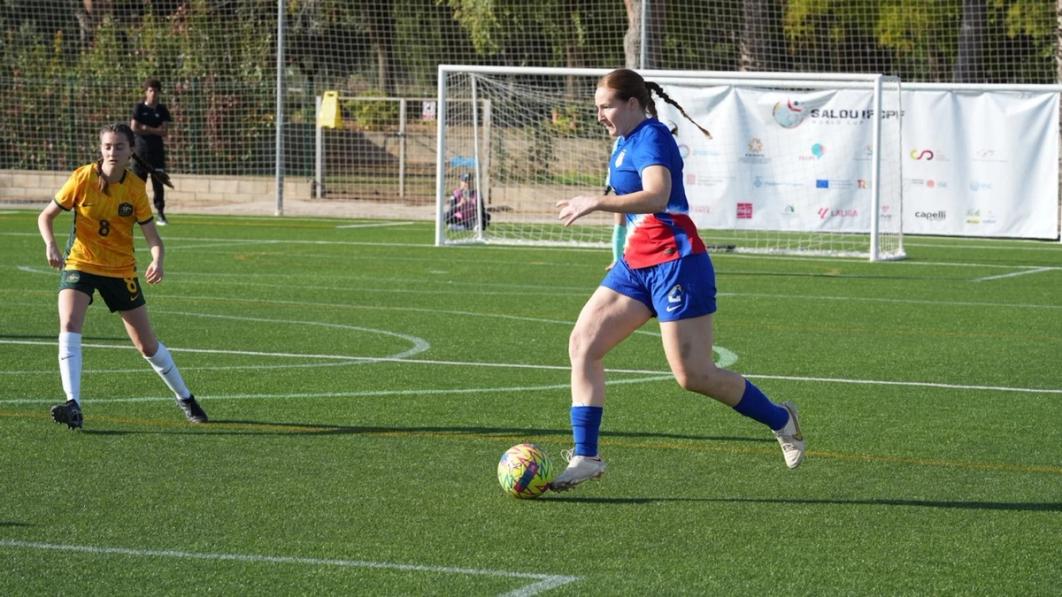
[549,449,607,492]
[773,401,805,469]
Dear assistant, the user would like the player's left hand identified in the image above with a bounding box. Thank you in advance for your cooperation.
[144,261,164,285]
[557,195,600,226]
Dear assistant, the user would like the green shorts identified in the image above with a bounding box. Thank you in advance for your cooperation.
[59,270,147,313]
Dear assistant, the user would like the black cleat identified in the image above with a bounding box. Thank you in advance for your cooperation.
[50,400,83,430]
[176,395,208,423]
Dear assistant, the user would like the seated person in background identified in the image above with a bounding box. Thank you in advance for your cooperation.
[445,173,490,230]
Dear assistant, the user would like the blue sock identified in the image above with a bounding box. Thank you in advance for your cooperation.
[571,406,604,457]
[732,379,789,430]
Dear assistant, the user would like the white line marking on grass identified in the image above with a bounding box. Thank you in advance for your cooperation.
[335,220,415,229]
[743,373,1062,395]
[168,240,287,251]
[972,267,1056,282]
[0,540,581,596]
[724,291,1062,311]
[0,375,676,405]
[0,360,382,375]
[14,265,1062,310]
[2,348,1057,402]
[159,311,431,358]
[0,339,428,365]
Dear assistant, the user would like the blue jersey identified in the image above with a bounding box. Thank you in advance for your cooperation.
[609,118,705,268]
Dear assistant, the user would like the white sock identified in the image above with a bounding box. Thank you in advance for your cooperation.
[145,342,191,400]
[58,332,82,405]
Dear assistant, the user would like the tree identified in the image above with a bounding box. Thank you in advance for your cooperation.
[954,0,987,81]
[740,0,790,71]
[358,2,397,95]
[441,0,621,70]
[623,0,641,68]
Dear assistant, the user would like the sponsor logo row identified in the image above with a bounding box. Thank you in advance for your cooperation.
[680,138,1006,165]
[685,173,872,190]
[693,204,1000,225]
[718,203,874,221]
[685,173,996,194]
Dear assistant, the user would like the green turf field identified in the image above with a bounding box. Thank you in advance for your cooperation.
[1,209,1059,595]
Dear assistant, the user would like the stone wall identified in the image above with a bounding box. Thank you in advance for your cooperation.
[0,170,312,208]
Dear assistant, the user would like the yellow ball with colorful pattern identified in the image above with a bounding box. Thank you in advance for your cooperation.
[497,443,554,498]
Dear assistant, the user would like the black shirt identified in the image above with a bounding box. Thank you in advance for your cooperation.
[131,101,172,165]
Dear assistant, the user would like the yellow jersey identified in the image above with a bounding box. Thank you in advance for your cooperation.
[54,164,154,278]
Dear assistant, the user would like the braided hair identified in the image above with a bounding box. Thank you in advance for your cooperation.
[598,69,712,139]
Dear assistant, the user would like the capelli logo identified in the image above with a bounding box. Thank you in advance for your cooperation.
[915,210,947,221]
[909,149,935,160]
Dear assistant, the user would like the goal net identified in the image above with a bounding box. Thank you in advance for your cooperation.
[436,66,904,261]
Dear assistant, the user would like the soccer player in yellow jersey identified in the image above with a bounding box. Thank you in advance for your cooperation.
[37,123,206,429]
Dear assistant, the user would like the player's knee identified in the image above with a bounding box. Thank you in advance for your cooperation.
[568,330,587,362]
[568,328,603,364]
[672,368,697,392]
[672,366,719,395]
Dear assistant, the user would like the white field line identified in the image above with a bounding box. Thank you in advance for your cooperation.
[723,291,1062,311]
[0,338,1057,401]
[0,540,580,596]
[335,220,416,229]
[4,229,1059,264]
[972,267,1056,282]
[14,264,1062,310]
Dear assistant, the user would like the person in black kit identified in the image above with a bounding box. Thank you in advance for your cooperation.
[130,78,173,225]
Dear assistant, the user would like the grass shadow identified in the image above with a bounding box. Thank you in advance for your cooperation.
[85,418,771,445]
[544,495,1062,512]
[214,419,772,444]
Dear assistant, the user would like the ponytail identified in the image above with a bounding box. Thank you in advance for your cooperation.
[599,69,713,139]
[645,81,712,139]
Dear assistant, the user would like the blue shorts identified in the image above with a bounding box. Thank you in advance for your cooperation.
[601,252,717,322]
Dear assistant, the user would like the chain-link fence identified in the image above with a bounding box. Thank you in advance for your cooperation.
[1,1,1058,212]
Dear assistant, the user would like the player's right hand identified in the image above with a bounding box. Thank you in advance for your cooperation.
[45,244,63,269]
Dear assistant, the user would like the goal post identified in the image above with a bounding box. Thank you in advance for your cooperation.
[436,65,905,261]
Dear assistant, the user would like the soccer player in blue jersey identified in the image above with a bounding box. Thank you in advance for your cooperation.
[551,69,805,490]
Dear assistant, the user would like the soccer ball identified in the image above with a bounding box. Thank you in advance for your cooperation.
[497,443,554,498]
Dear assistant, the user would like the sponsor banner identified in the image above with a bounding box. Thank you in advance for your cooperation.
[660,85,879,233]
[901,89,1059,238]
[657,83,1059,239]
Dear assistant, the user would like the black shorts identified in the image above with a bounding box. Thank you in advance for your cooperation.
[59,270,146,313]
